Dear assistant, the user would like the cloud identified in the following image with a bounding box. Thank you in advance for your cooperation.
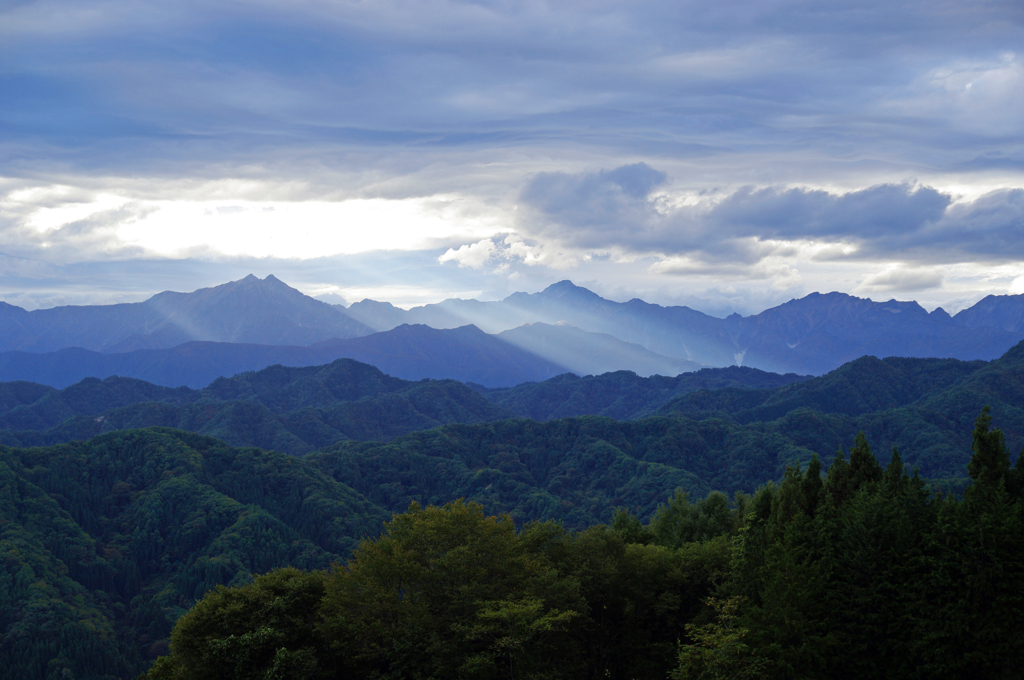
[857,265,944,294]
[520,162,666,228]
[2,0,1024,317]
[519,164,1024,269]
[648,255,803,291]
[438,239,497,268]
[706,183,950,241]
[884,53,1024,136]
[923,188,1024,257]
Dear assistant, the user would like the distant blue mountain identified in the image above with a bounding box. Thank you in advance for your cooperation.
[348,281,1024,375]
[0,274,374,353]
[496,322,702,377]
[3,275,1024,380]
[0,324,568,389]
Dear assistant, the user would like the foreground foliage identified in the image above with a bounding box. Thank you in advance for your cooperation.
[147,408,1024,680]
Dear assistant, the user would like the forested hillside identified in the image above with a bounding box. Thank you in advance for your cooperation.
[308,342,1024,517]
[0,360,512,453]
[145,410,1024,680]
[481,365,808,421]
[0,360,803,452]
[3,342,1024,679]
[0,429,386,680]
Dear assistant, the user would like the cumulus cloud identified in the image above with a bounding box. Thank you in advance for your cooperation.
[520,162,667,233]
[923,188,1024,257]
[518,162,1024,271]
[438,239,497,268]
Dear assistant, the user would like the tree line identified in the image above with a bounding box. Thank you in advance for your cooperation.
[146,407,1024,680]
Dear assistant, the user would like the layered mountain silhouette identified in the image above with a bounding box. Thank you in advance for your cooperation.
[3,275,1024,385]
[348,281,1024,374]
[0,358,805,453]
[0,274,373,353]
[0,324,569,389]
[0,359,513,452]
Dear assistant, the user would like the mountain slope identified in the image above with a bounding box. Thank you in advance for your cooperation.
[497,322,703,377]
[952,293,1024,332]
[483,366,808,421]
[348,281,1024,375]
[309,324,569,386]
[0,428,388,679]
[726,292,1021,374]
[6,275,1024,381]
[0,324,571,389]
[0,359,513,453]
[0,275,374,353]
[313,340,1024,518]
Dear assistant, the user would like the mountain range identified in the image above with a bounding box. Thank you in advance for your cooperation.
[0,324,569,389]
[2,275,1024,388]
[3,338,1022,485]
[0,359,804,453]
[3,335,1024,679]
[0,274,371,354]
[347,281,1024,374]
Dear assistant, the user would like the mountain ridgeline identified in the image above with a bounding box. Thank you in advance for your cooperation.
[2,275,1024,388]
[345,280,1024,374]
[0,360,805,453]
[2,340,1024,493]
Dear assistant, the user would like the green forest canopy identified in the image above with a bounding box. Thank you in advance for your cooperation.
[146,408,1024,680]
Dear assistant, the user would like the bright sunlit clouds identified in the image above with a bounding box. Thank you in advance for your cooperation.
[120,196,511,259]
[8,187,513,260]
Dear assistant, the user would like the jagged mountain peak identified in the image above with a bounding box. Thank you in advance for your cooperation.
[953,293,1024,332]
[539,279,604,301]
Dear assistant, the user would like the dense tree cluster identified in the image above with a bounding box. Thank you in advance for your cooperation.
[147,408,1024,680]
[146,498,731,680]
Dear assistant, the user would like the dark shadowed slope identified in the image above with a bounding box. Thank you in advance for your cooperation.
[0,359,512,453]
[309,324,569,387]
[482,366,809,421]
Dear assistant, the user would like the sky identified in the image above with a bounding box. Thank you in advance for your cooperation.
[2,0,1023,316]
